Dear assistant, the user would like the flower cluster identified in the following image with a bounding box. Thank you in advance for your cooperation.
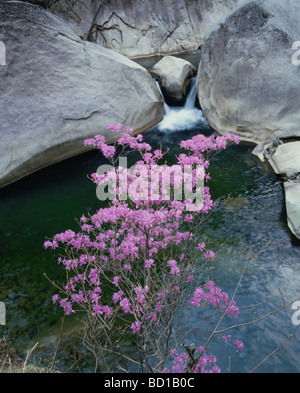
[163,347,221,373]
[45,124,242,373]
[190,280,239,318]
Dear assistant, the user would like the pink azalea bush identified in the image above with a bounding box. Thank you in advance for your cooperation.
[44,124,242,373]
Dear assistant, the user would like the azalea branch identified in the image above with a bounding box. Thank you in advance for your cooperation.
[214,295,300,335]
[191,239,271,370]
[249,334,293,373]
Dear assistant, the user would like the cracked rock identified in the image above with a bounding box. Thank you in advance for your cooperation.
[48,0,244,58]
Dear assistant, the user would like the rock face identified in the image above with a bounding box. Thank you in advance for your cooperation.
[253,140,300,239]
[0,1,163,189]
[252,139,283,163]
[268,142,300,239]
[47,0,244,58]
[268,142,300,175]
[150,56,197,105]
[284,182,300,239]
[197,0,300,143]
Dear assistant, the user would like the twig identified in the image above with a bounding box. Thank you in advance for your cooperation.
[192,239,272,370]
[50,314,65,372]
[21,342,39,373]
[215,295,300,335]
[249,335,293,373]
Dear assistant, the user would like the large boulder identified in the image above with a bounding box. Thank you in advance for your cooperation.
[0,1,163,188]
[197,0,300,143]
[252,140,300,239]
[284,182,300,239]
[46,0,244,58]
[266,141,300,239]
[268,142,300,175]
[150,56,197,105]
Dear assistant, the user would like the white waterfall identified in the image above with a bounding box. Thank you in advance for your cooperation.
[155,77,208,132]
[183,76,197,109]
[154,79,171,116]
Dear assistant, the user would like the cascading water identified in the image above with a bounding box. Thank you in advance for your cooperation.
[155,77,209,132]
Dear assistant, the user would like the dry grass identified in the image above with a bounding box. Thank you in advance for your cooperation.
[0,338,59,373]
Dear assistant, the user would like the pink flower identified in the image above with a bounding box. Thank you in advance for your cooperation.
[52,294,60,304]
[186,275,194,282]
[60,299,75,316]
[234,340,244,352]
[106,123,123,133]
[123,264,132,271]
[112,276,120,286]
[146,312,157,322]
[71,291,86,303]
[112,290,124,304]
[222,334,232,343]
[84,138,96,147]
[120,297,131,314]
[43,240,58,249]
[145,259,155,268]
[124,126,133,134]
[131,321,142,334]
[170,266,180,276]
[205,250,215,260]
[196,242,206,251]
[102,305,113,319]
[92,304,102,315]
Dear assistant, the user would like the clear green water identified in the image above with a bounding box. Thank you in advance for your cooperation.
[1,120,300,372]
